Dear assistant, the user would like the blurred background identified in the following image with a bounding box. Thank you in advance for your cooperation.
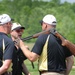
[0,0,75,75]
[0,0,75,43]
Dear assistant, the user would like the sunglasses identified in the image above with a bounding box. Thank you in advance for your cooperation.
[15,29,24,33]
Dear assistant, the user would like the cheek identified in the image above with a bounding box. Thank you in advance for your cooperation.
[12,32,18,36]
[42,25,46,30]
[15,32,18,35]
[8,25,12,31]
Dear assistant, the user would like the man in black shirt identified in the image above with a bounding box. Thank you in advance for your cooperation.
[16,14,74,75]
[10,22,30,75]
[0,14,15,75]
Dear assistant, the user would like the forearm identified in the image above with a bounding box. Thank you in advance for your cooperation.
[55,32,75,55]
[65,40,75,55]
[0,60,11,75]
[19,40,38,62]
[0,66,7,75]
[20,44,33,61]
[65,55,74,75]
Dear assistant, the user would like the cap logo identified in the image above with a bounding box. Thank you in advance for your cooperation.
[0,14,13,25]
[0,16,7,23]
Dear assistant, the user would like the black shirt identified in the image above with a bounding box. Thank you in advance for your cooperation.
[0,32,15,66]
[12,47,27,75]
[32,33,72,72]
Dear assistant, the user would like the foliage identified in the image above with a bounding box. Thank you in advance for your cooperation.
[0,0,75,42]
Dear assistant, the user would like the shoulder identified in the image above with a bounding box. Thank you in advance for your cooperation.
[34,34,51,46]
[0,32,13,43]
[37,34,48,42]
[38,34,49,40]
[4,36,13,44]
[1,34,14,46]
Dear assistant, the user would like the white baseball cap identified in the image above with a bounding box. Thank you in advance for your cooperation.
[0,14,14,25]
[40,14,57,25]
[11,22,25,31]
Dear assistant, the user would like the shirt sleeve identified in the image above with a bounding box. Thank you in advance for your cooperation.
[3,41,15,60]
[32,35,47,55]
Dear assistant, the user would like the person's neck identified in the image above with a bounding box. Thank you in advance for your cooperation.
[11,36,19,49]
[0,26,7,34]
[45,27,56,34]
[11,36,15,41]
[0,30,7,34]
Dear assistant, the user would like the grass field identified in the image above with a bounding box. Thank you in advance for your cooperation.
[24,42,75,75]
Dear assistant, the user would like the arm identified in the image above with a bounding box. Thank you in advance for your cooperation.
[54,31,75,55]
[64,40,75,55]
[19,40,39,62]
[0,60,12,75]
[22,62,31,75]
[65,55,74,75]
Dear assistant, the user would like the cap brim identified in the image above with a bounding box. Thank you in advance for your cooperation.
[13,27,25,30]
[39,20,43,25]
[11,18,14,21]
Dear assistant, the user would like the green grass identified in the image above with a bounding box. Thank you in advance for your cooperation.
[24,60,39,75]
[24,43,75,75]
[70,68,75,75]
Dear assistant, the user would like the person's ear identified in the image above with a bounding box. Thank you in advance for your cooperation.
[45,24,47,29]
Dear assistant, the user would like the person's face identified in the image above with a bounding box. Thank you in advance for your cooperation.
[41,22,56,31]
[4,21,12,34]
[11,29,24,38]
[41,22,47,31]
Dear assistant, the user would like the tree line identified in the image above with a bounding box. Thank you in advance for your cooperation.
[0,0,75,42]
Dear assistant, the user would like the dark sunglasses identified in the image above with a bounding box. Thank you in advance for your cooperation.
[15,29,24,33]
